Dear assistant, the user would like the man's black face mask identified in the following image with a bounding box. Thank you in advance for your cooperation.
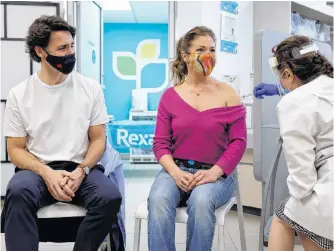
[43,49,76,74]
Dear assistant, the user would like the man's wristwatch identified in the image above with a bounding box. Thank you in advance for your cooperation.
[78,164,90,176]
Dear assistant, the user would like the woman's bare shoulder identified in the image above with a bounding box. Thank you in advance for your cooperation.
[212,79,241,106]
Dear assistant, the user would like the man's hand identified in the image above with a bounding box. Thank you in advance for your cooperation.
[171,169,194,192]
[59,176,76,198]
[189,165,224,189]
[66,167,85,194]
[41,168,76,202]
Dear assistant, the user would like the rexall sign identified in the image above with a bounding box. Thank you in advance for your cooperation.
[109,121,156,150]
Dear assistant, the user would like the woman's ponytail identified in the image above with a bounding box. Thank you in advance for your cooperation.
[171,37,188,85]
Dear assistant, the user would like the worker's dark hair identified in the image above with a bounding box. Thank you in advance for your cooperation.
[273,35,333,84]
[171,26,216,85]
[25,15,76,62]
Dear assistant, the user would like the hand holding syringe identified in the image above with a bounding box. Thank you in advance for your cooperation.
[240,83,280,100]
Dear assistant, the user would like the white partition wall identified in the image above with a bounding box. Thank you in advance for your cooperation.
[1,41,31,99]
[1,5,4,38]
[0,1,60,196]
[65,1,103,84]
[1,102,7,162]
[76,1,102,84]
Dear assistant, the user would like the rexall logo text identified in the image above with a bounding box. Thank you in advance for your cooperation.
[109,123,155,150]
[113,128,154,149]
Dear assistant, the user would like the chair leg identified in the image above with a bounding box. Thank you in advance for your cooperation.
[133,218,142,251]
[218,226,225,251]
[234,171,247,251]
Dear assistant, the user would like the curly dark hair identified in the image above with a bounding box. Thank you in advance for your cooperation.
[25,15,76,62]
[274,35,333,84]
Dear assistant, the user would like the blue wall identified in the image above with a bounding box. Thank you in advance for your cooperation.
[103,23,168,121]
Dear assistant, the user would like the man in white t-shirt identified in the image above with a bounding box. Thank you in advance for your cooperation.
[1,15,123,251]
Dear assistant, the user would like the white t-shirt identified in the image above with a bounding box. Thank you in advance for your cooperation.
[3,72,109,164]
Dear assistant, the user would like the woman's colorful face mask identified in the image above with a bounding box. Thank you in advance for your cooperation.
[188,52,216,76]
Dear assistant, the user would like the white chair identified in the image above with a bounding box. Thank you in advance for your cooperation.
[37,202,112,251]
[133,169,247,251]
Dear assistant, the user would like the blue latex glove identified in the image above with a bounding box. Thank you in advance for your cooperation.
[253,83,279,99]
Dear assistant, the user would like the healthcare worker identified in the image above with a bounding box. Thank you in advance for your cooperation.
[256,35,333,251]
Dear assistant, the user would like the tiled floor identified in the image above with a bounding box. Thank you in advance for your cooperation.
[0,161,304,251]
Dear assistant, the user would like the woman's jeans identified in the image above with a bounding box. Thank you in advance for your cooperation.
[147,165,235,251]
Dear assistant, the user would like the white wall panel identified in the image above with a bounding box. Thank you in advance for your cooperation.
[33,60,41,74]
[77,1,101,83]
[1,163,15,196]
[7,5,57,38]
[1,102,7,162]
[1,41,30,99]
[1,4,4,38]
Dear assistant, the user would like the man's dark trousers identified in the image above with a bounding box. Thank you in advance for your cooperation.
[1,161,123,251]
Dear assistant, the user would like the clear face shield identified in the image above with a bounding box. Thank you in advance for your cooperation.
[268,43,319,95]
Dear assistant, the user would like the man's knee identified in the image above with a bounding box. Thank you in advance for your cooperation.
[6,171,38,202]
[98,182,122,209]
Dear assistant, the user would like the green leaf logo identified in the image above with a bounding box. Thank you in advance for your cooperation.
[117,56,136,75]
[112,52,137,80]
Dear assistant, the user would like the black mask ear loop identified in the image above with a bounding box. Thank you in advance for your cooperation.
[42,48,51,57]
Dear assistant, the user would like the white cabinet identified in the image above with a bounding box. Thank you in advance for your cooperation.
[239,150,262,209]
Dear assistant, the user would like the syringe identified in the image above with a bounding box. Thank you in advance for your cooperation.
[240,93,253,99]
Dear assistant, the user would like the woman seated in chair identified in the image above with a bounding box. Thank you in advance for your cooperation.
[147,26,247,251]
